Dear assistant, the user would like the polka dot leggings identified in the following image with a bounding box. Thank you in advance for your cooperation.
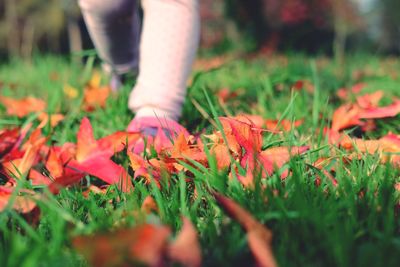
[78,0,200,121]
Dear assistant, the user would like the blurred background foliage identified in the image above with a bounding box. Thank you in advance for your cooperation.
[0,0,399,61]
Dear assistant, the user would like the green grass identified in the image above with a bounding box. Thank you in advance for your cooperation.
[0,54,400,267]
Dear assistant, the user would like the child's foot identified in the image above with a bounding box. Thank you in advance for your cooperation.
[127,116,189,138]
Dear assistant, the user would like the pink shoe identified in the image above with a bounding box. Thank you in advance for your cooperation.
[127,116,189,138]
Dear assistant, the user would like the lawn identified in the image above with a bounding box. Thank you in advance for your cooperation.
[0,54,399,267]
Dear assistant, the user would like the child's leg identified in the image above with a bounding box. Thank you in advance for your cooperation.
[128,0,200,121]
[78,0,140,75]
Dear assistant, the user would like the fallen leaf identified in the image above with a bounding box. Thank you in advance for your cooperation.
[210,143,232,169]
[61,117,134,191]
[336,83,365,100]
[264,119,303,132]
[0,128,20,159]
[75,117,99,162]
[63,84,79,99]
[213,192,277,267]
[141,196,158,214]
[128,151,160,183]
[236,167,255,188]
[29,169,53,185]
[220,117,263,161]
[0,186,37,213]
[331,104,362,131]
[82,72,110,112]
[217,88,244,105]
[88,71,102,88]
[169,133,207,163]
[356,90,384,109]
[235,114,265,129]
[291,79,314,93]
[37,112,64,129]
[311,157,338,186]
[260,146,309,169]
[0,96,46,117]
[47,173,86,195]
[168,217,202,267]
[340,133,400,164]
[73,224,171,267]
[3,129,47,179]
[46,147,64,179]
[357,99,400,119]
[193,56,228,71]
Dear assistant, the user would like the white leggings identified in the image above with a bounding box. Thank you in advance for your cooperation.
[78,0,200,121]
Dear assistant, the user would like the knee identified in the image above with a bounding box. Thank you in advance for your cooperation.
[78,0,137,18]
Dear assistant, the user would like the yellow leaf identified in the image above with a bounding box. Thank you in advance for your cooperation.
[63,84,79,99]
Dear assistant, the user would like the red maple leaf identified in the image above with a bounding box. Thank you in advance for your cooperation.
[60,117,139,192]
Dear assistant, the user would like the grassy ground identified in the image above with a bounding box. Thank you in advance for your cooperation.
[0,54,400,266]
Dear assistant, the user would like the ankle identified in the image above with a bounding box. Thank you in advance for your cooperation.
[134,106,180,122]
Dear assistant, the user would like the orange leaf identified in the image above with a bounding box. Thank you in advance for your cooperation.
[168,217,202,267]
[336,83,365,100]
[82,72,110,112]
[37,112,64,128]
[311,157,338,186]
[220,117,263,157]
[169,133,207,163]
[97,131,140,154]
[72,224,171,267]
[217,88,243,105]
[128,151,146,171]
[141,196,158,214]
[204,131,241,156]
[46,147,64,178]
[0,96,46,118]
[331,104,362,131]
[265,119,303,132]
[29,169,52,186]
[234,114,265,128]
[0,186,37,214]
[210,143,232,169]
[340,133,400,164]
[3,129,46,178]
[260,146,309,170]
[356,90,384,109]
[236,167,255,188]
[357,99,400,119]
[128,151,159,183]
